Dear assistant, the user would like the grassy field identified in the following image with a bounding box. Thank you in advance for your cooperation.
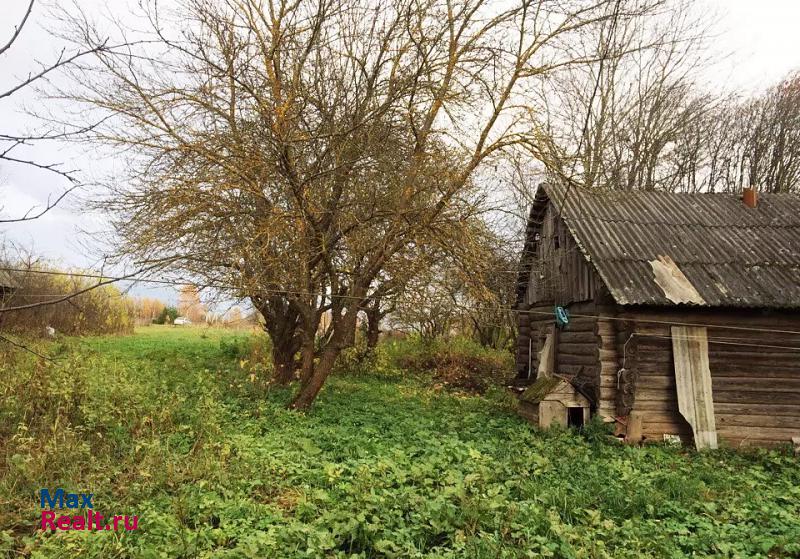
[1,327,799,558]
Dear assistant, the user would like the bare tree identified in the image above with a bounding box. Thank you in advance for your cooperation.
[723,74,800,193]
[461,242,518,350]
[647,73,800,194]
[392,257,466,343]
[0,0,133,361]
[65,0,663,408]
[539,0,717,192]
[360,296,393,351]
[0,0,114,224]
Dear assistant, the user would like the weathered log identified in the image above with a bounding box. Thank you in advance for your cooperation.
[713,402,800,416]
[710,378,800,391]
[557,353,599,366]
[716,413,800,429]
[557,331,598,344]
[706,390,800,405]
[556,342,598,355]
[710,364,800,376]
[716,425,800,441]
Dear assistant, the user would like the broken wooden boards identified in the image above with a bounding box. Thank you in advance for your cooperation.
[671,325,718,450]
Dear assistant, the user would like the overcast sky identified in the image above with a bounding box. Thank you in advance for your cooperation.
[2,0,800,302]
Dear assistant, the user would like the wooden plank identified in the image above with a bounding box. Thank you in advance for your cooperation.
[637,354,674,365]
[711,378,800,391]
[709,391,800,405]
[636,389,679,402]
[716,426,800,441]
[637,368,675,377]
[556,342,599,354]
[633,399,680,413]
[716,414,800,429]
[639,411,800,430]
[564,300,597,313]
[714,402,800,416]
[537,327,555,378]
[672,326,718,450]
[539,401,566,428]
[558,332,598,344]
[600,363,620,375]
[708,349,800,358]
[600,376,620,388]
[597,404,616,420]
[627,411,644,443]
[557,354,598,366]
[723,438,792,448]
[635,411,682,423]
[599,386,619,399]
[636,338,673,349]
[548,395,590,408]
[637,376,676,389]
[619,309,800,327]
[710,365,800,377]
[596,321,616,336]
[598,348,617,362]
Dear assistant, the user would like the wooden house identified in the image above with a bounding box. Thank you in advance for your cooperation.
[0,269,18,299]
[514,183,800,448]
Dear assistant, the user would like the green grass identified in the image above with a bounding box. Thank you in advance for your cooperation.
[1,327,798,558]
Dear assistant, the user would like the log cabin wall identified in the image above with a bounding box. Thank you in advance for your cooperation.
[515,302,533,376]
[596,314,620,420]
[620,308,800,447]
[516,300,616,417]
[553,301,601,407]
[515,302,559,378]
[515,184,800,446]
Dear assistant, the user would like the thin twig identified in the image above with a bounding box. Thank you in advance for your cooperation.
[0,333,57,362]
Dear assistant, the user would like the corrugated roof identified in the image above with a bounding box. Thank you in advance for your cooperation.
[0,269,18,290]
[524,183,800,308]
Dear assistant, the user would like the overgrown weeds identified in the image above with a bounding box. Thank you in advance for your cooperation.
[391,336,513,394]
[0,327,798,558]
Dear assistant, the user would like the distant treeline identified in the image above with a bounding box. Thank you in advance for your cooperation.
[0,266,134,336]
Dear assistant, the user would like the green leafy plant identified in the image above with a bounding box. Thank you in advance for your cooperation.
[153,306,179,324]
[1,328,798,558]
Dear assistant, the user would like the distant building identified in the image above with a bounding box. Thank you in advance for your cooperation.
[515,182,800,448]
[0,269,18,298]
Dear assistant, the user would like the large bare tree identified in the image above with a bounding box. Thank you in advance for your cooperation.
[65,0,663,408]
[539,0,715,192]
[722,74,800,193]
[0,0,114,224]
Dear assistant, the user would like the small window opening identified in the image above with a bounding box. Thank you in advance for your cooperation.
[567,407,585,428]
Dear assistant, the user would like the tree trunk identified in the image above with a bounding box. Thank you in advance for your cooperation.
[290,299,362,410]
[252,295,302,385]
[299,337,315,385]
[365,309,381,349]
[271,340,297,385]
[290,347,340,410]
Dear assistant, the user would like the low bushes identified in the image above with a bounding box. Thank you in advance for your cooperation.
[0,266,134,336]
[391,336,513,394]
